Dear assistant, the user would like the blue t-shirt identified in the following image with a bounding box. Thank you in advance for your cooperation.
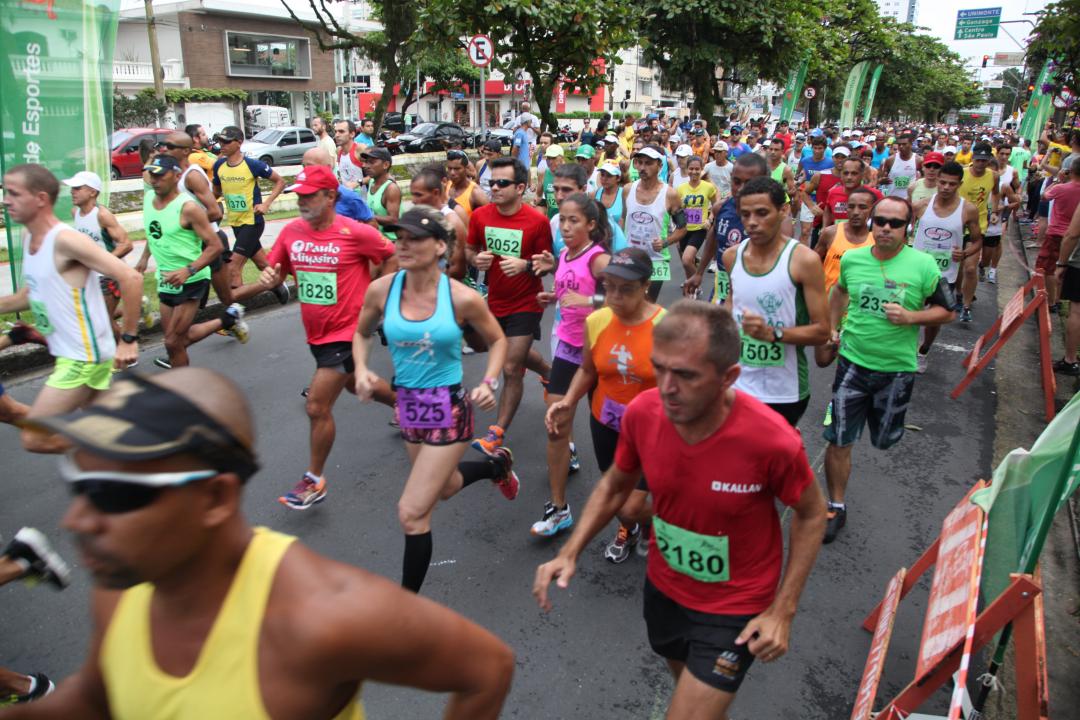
[799,155,835,198]
[355,132,376,147]
[712,198,746,262]
[870,147,890,169]
[728,142,752,159]
[801,146,834,163]
[335,184,374,222]
[512,129,530,167]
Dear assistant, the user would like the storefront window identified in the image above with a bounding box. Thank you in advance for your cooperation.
[226,32,311,79]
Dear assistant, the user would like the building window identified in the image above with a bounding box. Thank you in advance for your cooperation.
[226,32,311,79]
[352,74,371,90]
[639,79,652,97]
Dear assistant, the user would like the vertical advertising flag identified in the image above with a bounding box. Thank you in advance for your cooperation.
[779,58,809,123]
[1018,59,1056,146]
[839,61,870,129]
[862,64,884,123]
[0,0,120,291]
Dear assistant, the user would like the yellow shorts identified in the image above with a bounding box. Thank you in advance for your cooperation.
[46,357,113,391]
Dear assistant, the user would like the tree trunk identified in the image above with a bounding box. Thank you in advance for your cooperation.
[371,50,400,132]
[692,68,717,133]
[530,72,559,132]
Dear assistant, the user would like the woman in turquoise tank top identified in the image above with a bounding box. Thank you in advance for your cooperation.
[352,207,517,593]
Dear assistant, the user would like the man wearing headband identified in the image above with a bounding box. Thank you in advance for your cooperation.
[446,149,488,220]
[13,369,513,719]
[0,164,142,453]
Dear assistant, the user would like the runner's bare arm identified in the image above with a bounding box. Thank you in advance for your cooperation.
[735,479,826,661]
[962,202,983,258]
[184,172,223,224]
[96,207,133,258]
[686,221,718,294]
[376,182,402,228]
[665,187,687,249]
[822,200,834,229]
[455,282,507,403]
[783,166,797,200]
[878,157,893,186]
[0,590,119,719]
[783,246,830,346]
[56,229,142,343]
[351,276,392,400]
[815,225,837,261]
[446,213,469,280]
[828,282,849,341]
[471,184,489,210]
[171,204,222,283]
[0,287,30,314]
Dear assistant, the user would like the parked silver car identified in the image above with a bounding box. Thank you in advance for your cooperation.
[241,126,319,166]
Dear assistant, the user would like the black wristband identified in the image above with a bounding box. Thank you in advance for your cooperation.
[120,333,139,344]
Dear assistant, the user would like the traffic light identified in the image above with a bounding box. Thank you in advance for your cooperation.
[1028,83,1036,93]
[624,89,631,100]
[982,55,990,68]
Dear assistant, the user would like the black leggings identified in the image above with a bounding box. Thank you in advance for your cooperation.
[590,415,648,490]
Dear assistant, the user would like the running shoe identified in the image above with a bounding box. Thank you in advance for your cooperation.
[568,442,581,475]
[822,400,833,427]
[2,528,71,590]
[491,446,520,500]
[6,322,47,346]
[603,523,640,564]
[978,266,986,282]
[823,505,847,544]
[153,357,172,369]
[278,472,327,509]
[141,295,154,330]
[707,260,718,273]
[0,672,55,706]
[472,424,505,456]
[300,386,310,398]
[987,268,997,284]
[960,306,973,323]
[225,303,249,344]
[272,282,290,305]
[1053,358,1080,376]
[916,352,929,374]
[530,502,572,537]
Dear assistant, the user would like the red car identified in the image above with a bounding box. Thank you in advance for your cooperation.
[110,128,173,179]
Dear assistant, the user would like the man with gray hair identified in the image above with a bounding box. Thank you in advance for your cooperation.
[535,300,826,720]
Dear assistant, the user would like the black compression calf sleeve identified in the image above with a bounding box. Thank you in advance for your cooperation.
[458,459,502,488]
[402,531,433,593]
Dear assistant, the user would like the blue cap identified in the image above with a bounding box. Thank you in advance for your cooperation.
[731,124,743,133]
[809,128,824,138]
[647,113,659,120]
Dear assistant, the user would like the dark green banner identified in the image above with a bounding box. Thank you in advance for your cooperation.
[0,0,119,292]
[862,64,883,123]
[779,59,809,123]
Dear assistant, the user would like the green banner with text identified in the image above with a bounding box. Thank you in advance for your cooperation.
[779,59,809,123]
[839,61,870,129]
[0,0,119,292]
[1018,60,1056,147]
[862,64,883,123]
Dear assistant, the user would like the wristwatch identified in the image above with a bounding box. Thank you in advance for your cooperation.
[482,377,500,391]
[185,263,198,276]
[592,293,606,309]
[772,327,784,343]
[120,333,139,344]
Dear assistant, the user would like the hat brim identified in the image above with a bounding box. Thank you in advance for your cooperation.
[602,264,650,281]
[143,165,176,175]
[972,153,993,160]
[285,182,334,195]
[384,221,446,240]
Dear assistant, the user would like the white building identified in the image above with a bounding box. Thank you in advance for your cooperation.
[876,0,919,23]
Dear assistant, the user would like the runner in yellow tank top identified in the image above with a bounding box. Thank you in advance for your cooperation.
[23,369,514,720]
[446,150,489,219]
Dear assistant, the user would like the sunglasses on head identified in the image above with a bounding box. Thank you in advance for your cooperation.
[490,178,517,188]
[871,216,908,229]
[447,150,468,161]
[61,454,217,514]
[155,142,189,151]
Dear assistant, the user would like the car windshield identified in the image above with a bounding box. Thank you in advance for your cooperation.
[110,131,134,150]
[251,129,283,144]
[410,123,438,136]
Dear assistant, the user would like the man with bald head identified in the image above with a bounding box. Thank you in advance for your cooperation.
[303,147,376,225]
[7,368,514,719]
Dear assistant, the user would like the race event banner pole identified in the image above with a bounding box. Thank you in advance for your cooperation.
[1018,59,1055,146]
[862,64,884,123]
[779,59,809,123]
[839,61,870,129]
[0,0,120,293]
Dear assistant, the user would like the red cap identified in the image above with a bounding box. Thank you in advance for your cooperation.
[923,151,945,166]
[286,166,338,195]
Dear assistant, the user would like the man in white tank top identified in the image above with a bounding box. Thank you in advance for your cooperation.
[64,170,133,333]
[622,145,686,301]
[911,161,982,371]
[0,163,142,453]
[878,133,921,199]
[723,176,829,426]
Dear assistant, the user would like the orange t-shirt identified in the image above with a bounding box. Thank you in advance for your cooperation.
[823,223,873,294]
[586,305,665,430]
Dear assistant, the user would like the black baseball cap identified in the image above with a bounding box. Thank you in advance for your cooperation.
[602,247,653,281]
[482,139,502,152]
[972,142,994,160]
[384,207,450,240]
[361,147,393,163]
[143,155,182,175]
[213,126,244,143]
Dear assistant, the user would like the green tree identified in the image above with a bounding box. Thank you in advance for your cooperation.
[1027,0,1080,92]
[987,68,1026,117]
[112,89,166,129]
[398,45,481,122]
[422,0,640,131]
[867,31,982,122]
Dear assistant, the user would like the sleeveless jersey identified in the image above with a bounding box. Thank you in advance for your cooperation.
[887,154,917,198]
[143,192,212,293]
[595,186,624,228]
[22,223,115,363]
[586,306,666,431]
[73,206,115,252]
[624,180,672,282]
[383,271,463,388]
[554,243,606,347]
[100,528,364,720]
[823,223,872,294]
[367,178,397,241]
[180,163,220,232]
[871,147,890,169]
[337,143,365,187]
[770,161,790,201]
[959,169,995,233]
[542,169,558,218]
[913,194,965,283]
[450,180,480,218]
[730,239,809,403]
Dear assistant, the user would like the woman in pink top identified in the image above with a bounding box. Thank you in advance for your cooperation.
[531,194,611,537]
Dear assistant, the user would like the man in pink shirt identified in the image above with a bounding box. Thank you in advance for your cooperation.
[1040,161,1080,310]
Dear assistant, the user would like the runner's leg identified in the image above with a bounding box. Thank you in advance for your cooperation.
[398,441,469,592]
[161,300,200,367]
[0,557,25,585]
[306,367,350,478]
[824,443,853,503]
[665,669,737,720]
[495,334,533,431]
[20,385,97,453]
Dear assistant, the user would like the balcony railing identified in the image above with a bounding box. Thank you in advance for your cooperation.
[113,60,185,84]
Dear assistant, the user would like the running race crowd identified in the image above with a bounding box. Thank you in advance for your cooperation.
[1,106,1079,718]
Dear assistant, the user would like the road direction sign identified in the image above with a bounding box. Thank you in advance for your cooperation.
[955,7,1001,40]
[987,79,1004,89]
[993,51,1024,66]
[804,87,816,99]
[467,35,494,67]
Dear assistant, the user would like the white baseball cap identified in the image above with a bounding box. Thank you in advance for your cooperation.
[867,134,877,142]
[63,171,102,193]
[674,144,693,157]
[598,162,622,177]
[633,147,665,161]
[832,145,851,157]
[944,145,958,154]
[712,140,730,152]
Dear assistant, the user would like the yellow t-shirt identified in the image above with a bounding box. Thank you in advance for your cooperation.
[1048,142,1070,169]
[214,157,272,227]
[677,180,718,231]
[959,168,996,233]
[189,150,216,174]
[955,149,973,167]
[620,126,635,155]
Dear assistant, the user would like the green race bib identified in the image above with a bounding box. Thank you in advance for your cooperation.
[858,284,902,319]
[653,516,730,583]
[928,250,951,272]
[651,258,671,282]
[296,270,337,305]
[485,226,524,258]
[155,268,182,294]
[893,175,911,189]
[29,299,54,335]
[739,332,784,367]
[714,269,730,304]
[224,193,249,213]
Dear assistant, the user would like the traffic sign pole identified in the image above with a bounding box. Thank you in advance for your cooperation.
[467,34,495,141]
[481,66,486,138]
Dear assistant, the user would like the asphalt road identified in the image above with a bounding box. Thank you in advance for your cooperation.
[0,277,999,719]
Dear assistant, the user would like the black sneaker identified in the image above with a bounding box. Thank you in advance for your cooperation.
[1,672,55,705]
[272,282,290,305]
[2,528,70,590]
[153,356,172,369]
[823,506,847,544]
[1053,358,1080,376]
[300,386,310,398]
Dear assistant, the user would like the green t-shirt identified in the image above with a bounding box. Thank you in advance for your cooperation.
[837,245,942,373]
[143,191,211,294]
[1009,147,1032,185]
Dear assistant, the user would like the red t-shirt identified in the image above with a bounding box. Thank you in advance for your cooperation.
[615,389,814,615]
[467,202,553,317]
[1045,180,1080,236]
[267,215,395,345]
[774,131,793,153]
[825,184,883,224]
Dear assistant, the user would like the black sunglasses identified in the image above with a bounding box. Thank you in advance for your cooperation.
[71,480,167,514]
[871,216,908,229]
[447,150,469,161]
[490,178,517,188]
[154,142,189,151]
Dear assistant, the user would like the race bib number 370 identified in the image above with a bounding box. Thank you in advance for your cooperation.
[653,516,730,583]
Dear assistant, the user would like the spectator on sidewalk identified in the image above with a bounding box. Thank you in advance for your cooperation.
[1053,201,1080,376]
